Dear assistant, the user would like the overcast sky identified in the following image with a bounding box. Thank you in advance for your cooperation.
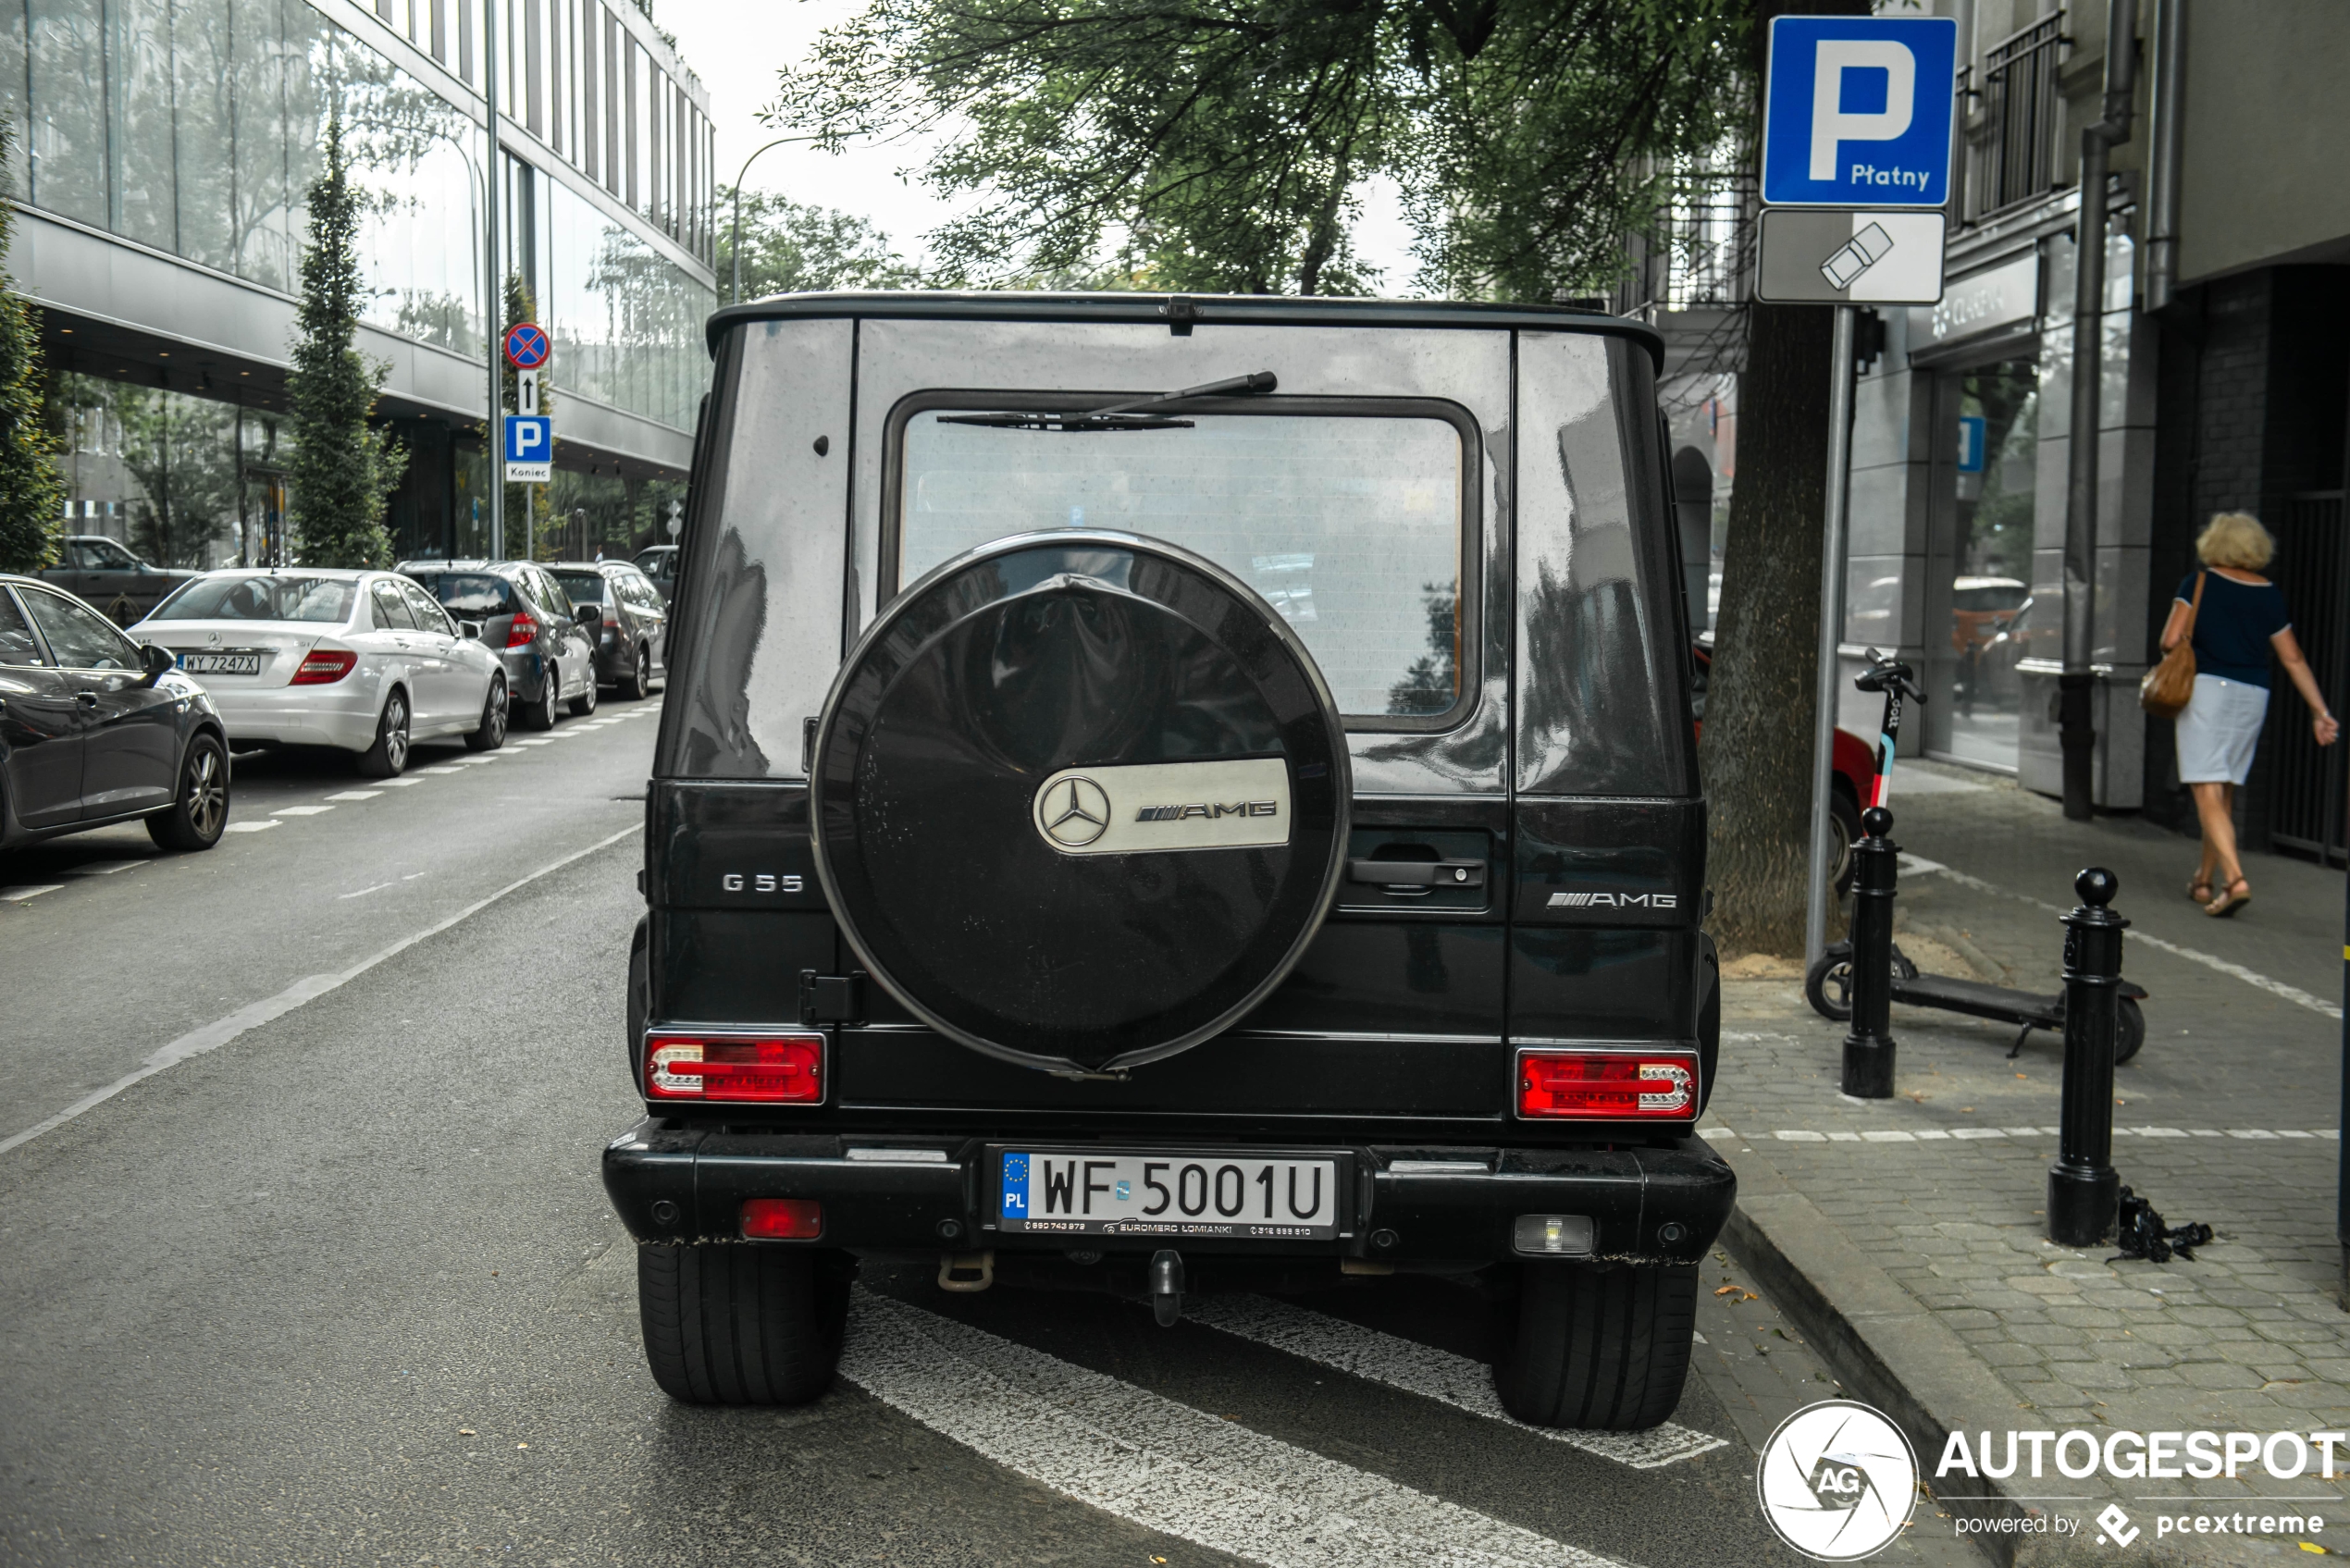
[658,0,1418,289]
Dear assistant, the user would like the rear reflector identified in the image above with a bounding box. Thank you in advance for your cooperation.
[290,648,357,685]
[741,1198,823,1241]
[1516,1050,1699,1120]
[644,1033,823,1104]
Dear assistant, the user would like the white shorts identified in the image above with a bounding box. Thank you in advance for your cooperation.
[2174,673,2270,784]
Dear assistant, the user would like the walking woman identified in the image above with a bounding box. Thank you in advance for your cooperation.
[2160,512,2339,917]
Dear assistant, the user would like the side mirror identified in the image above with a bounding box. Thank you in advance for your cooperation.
[139,642,176,685]
[458,620,483,640]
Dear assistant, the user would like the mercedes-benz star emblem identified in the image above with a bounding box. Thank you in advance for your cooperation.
[1040,776,1110,848]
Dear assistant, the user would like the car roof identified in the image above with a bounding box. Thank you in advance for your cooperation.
[706,290,1666,371]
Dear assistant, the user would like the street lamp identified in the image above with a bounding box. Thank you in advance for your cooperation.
[729,134,826,304]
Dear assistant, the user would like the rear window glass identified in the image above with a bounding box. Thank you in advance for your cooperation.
[412,573,515,616]
[897,407,1468,720]
[152,574,355,623]
[552,571,607,603]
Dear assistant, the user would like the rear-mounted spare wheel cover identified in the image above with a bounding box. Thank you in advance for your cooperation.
[810,530,1351,1076]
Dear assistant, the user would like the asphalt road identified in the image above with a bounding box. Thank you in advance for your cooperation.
[0,704,1977,1568]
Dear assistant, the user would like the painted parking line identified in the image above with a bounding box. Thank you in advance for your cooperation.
[222,821,278,833]
[326,791,381,801]
[65,860,151,876]
[1900,853,2342,1021]
[512,739,553,747]
[271,806,334,817]
[0,884,65,902]
[840,1289,1627,1568]
[375,777,429,786]
[1185,1294,1725,1469]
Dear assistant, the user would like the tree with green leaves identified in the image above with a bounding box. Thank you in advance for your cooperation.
[286,117,404,569]
[0,121,66,574]
[718,191,921,300]
[766,0,1746,297]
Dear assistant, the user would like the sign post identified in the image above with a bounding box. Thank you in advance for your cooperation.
[1758,13,1957,969]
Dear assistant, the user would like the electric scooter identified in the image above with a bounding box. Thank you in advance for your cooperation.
[1802,650,2148,1064]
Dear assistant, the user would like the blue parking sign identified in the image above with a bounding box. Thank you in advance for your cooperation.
[503,414,550,463]
[1762,16,1957,208]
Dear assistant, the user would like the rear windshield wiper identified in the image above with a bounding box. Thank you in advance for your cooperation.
[936,371,1278,432]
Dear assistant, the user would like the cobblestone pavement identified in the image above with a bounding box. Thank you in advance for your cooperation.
[1708,759,2349,1562]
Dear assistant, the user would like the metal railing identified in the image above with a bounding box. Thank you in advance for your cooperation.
[1968,13,2068,219]
[2267,490,2348,865]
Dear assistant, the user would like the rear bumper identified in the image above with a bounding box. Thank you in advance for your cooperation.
[204,685,382,752]
[600,1120,1736,1268]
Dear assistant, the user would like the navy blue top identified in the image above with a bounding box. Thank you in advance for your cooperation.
[2176,572,2290,688]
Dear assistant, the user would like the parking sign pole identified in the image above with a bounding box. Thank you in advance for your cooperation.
[1805,303,1859,968]
[483,0,503,562]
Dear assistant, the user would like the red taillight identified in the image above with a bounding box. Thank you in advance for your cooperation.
[741,1198,823,1240]
[290,648,357,685]
[1517,1051,1700,1120]
[504,611,539,648]
[645,1033,823,1104]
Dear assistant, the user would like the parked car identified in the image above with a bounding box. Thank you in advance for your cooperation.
[138,569,508,775]
[548,560,667,700]
[37,535,200,626]
[1690,632,1873,891]
[396,560,600,728]
[602,292,1734,1431]
[1,574,229,854]
[631,544,678,605]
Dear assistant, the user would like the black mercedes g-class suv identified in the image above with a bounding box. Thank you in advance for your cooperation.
[605,291,1730,1431]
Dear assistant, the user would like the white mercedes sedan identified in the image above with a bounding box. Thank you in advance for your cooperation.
[137,569,509,775]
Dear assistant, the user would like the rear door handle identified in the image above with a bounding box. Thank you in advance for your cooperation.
[75,691,99,707]
[1346,858,1485,888]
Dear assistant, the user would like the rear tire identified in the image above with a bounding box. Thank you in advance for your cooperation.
[568,671,598,717]
[354,688,411,778]
[623,647,649,701]
[1495,1261,1699,1431]
[519,666,559,731]
[637,1242,853,1405]
[2116,994,2146,1066]
[147,733,229,850]
[464,675,508,751]
[1828,785,1863,895]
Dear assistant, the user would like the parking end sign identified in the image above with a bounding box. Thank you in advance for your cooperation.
[1762,16,1957,208]
[503,414,551,483]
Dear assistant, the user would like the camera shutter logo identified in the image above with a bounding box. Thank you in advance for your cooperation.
[1039,777,1111,848]
[1756,1400,1919,1561]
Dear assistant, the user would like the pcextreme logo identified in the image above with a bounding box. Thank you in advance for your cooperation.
[1756,1400,1919,1562]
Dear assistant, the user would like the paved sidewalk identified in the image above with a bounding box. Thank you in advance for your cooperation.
[1711,759,2349,1565]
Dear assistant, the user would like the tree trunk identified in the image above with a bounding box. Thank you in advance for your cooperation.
[1700,301,1834,956]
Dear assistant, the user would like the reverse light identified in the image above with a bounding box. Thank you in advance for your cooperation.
[1516,1050,1700,1120]
[741,1198,823,1241]
[644,1032,823,1104]
[290,648,357,685]
[504,611,539,648]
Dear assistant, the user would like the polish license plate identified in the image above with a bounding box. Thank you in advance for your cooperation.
[179,652,260,675]
[996,1149,1340,1241]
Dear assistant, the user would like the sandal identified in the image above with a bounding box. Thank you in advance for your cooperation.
[2204,878,2252,918]
[2187,873,2213,905]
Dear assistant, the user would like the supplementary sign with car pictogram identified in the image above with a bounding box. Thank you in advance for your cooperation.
[1755,209,1946,304]
[1760,16,1957,209]
[501,321,550,370]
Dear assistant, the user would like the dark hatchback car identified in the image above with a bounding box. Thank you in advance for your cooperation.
[548,561,667,700]
[0,574,229,854]
[38,535,199,626]
[604,292,1730,1432]
[631,544,678,605]
[396,560,600,729]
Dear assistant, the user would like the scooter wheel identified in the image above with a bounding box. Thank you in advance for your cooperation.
[1805,943,1855,1022]
[2116,994,2146,1066]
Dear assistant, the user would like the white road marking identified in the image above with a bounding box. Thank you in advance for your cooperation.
[1185,1294,1726,1469]
[1899,854,2341,1020]
[419,765,466,774]
[338,882,395,900]
[0,825,638,1158]
[839,1290,1629,1568]
[513,738,553,747]
[0,884,65,902]
[374,777,428,786]
[222,821,278,833]
[1747,1124,2333,1145]
[271,805,334,817]
[65,860,149,876]
[326,790,381,801]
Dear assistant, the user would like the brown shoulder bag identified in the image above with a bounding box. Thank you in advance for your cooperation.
[2140,572,2204,721]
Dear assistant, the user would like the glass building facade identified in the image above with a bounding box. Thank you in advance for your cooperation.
[0,0,713,566]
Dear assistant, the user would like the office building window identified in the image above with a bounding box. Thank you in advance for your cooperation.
[578,0,596,180]
[603,10,618,194]
[524,0,541,135]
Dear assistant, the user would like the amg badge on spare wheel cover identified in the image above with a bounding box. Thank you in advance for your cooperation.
[809,530,1351,1076]
[1031,759,1290,856]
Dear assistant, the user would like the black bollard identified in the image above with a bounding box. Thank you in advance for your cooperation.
[1840,805,1899,1099]
[2049,868,2126,1246]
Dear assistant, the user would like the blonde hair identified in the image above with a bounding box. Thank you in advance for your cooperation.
[2196,512,2275,571]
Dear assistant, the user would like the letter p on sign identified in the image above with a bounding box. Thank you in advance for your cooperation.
[1762,16,1955,209]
